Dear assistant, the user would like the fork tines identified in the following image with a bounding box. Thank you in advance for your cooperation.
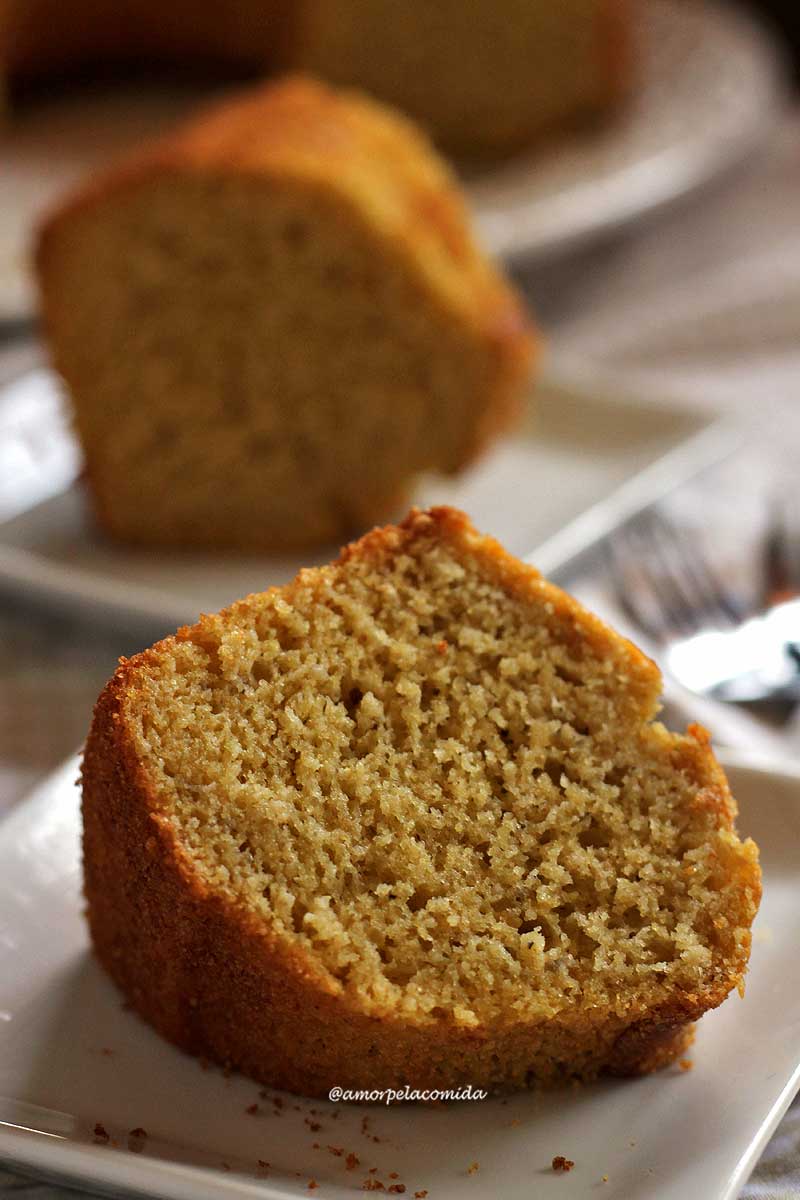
[607,509,744,643]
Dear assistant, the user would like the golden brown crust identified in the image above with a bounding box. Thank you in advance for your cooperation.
[82,507,759,1097]
[605,1014,695,1077]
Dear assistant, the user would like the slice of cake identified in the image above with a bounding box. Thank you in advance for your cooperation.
[35,77,535,552]
[82,507,760,1097]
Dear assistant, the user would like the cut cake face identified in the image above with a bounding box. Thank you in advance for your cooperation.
[82,508,760,1096]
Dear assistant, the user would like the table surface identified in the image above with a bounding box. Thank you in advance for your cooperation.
[2,107,800,1200]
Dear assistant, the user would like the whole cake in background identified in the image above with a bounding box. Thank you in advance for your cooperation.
[1,0,632,159]
[35,76,536,552]
[82,507,761,1097]
[282,0,633,159]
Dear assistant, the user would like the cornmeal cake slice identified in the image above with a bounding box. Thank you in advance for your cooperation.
[82,508,760,1097]
[35,77,535,552]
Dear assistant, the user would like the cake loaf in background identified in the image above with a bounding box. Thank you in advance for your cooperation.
[1,0,632,160]
[35,76,536,552]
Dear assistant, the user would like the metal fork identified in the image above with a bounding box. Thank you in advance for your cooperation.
[606,508,746,644]
[607,506,800,710]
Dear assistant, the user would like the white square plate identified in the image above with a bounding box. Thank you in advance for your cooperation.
[0,368,737,635]
[0,750,798,1200]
